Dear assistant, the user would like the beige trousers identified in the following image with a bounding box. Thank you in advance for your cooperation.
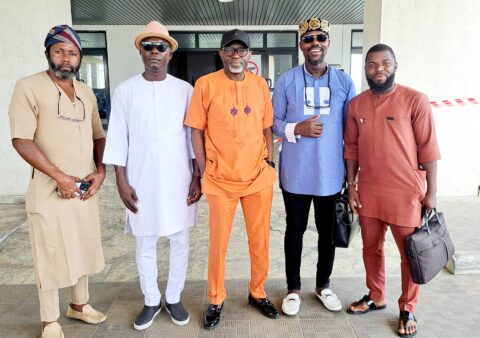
[37,275,89,322]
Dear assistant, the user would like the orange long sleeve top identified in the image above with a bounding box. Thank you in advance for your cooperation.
[185,70,276,198]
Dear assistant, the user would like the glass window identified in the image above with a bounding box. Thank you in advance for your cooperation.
[350,53,363,94]
[78,53,109,123]
[351,31,363,48]
[78,32,106,48]
[249,33,264,48]
[267,32,297,48]
[199,33,222,48]
[350,30,363,93]
[268,54,293,89]
[79,55,105,89]
[171,33,195,49]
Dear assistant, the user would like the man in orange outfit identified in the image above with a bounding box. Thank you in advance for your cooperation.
[344,44,440,338]
[185,29,279,330]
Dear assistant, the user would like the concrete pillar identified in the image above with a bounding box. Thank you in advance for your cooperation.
[363,0,480,196]
[0,0,72,201]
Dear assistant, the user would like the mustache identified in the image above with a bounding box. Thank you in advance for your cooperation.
[47,56,80,80]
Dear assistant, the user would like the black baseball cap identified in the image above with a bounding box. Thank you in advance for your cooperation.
[221,29,250,48]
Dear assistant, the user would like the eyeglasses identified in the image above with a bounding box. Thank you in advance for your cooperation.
[47,71,85,122]
[141,41,170,52]
[301,34,329,44]
[222,47,249,57]
[56,90,86,122]
[302,65,331,110]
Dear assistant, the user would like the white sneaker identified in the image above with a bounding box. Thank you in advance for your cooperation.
[282,293,301,316]
[315,289,342,312]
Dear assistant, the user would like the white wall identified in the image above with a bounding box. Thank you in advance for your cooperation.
[364,0,480,196]
[0,0,72,202]
[434,106,480,196]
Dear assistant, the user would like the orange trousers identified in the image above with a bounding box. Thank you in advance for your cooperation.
[206,186,273,305]
[360,216,419,312]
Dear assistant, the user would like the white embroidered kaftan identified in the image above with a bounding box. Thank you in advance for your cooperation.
[103,74,197,236]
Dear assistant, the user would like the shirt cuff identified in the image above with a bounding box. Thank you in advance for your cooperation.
[285,123,298,143]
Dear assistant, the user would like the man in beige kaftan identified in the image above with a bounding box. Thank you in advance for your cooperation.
[8,25,107,338]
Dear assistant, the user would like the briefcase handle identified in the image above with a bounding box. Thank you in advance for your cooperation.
[422,208,438,235]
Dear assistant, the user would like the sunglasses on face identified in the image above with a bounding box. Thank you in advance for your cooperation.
[301,34,329,44]
[141,41,170,52]
[222,47,249,57]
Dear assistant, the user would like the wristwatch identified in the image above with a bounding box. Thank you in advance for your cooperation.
[266,160,275,169]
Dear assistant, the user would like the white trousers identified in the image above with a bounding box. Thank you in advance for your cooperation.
[135,228,190,306]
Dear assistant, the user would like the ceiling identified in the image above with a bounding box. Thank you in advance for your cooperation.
[72,0,364,26]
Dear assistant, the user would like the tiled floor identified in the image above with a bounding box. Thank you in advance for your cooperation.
[1,165,480,336]
[1,275,479,337]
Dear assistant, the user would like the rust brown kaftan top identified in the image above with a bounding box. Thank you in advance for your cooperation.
[344,84,441,227]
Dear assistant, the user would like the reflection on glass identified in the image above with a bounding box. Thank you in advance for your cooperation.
[267,33,296,48]
[199,34,222,48]
[350,53,363,94]
[171,33,195,49]
[79,55,105,89]
[78,55,108,120]
[268,54,292,88]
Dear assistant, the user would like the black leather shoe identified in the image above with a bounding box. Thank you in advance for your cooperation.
[248,294,280,319]
[203,303,223,330]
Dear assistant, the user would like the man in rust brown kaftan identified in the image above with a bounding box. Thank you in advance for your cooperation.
[343,44,440,338]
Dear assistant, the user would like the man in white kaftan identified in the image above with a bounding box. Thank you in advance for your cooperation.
[103,21,202,330]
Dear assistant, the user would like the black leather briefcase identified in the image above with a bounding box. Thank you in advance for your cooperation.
[406,209,455,284]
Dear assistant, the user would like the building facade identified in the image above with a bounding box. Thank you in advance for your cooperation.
[1,0,479,200]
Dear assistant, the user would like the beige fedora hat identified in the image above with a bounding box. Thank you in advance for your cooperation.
[134,21,178,51]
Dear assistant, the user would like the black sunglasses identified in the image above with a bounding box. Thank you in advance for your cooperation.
[141,41,169,52]
[301,34,329,44]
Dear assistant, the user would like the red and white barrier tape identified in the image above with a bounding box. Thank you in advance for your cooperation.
[273,97,479,143]
[430,98,479,108]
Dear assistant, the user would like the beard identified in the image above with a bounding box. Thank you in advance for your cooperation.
[305,47,325,66]
[306,55,324,66]
[48,55,80,80]
[367,73,395,92]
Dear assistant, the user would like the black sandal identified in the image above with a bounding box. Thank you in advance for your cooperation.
[347,295,387,315]
[398,310,417,338]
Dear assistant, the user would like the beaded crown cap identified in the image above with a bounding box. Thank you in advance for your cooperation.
[298,18,330,37]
